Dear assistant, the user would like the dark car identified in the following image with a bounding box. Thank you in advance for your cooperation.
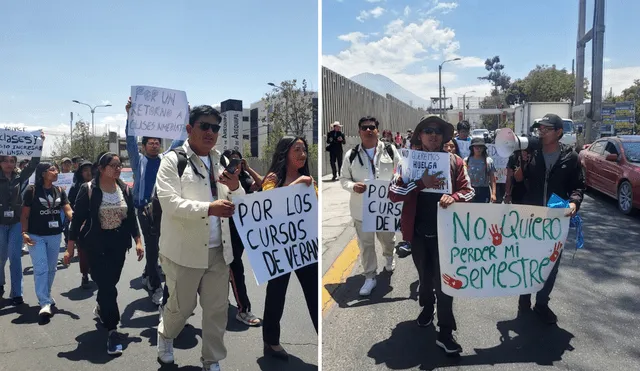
[578,135,640,214]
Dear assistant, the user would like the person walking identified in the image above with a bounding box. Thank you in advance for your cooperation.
[465,137,497,203]
[65,152,144,355]
[220,149,262,326]
[326,121,346,181]
[125,99,183,305]
[21,162,73,318]
[67,160,94,289]
[0,145,42,305]
[155,105,244,371]
[340,116,400,296]
[389,115,474,355]
[518,113,584,324]
[261,136,318,361]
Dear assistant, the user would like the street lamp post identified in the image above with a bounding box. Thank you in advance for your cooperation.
[438,58,461,118]
[462,90,476,121]
[72,100,112,136]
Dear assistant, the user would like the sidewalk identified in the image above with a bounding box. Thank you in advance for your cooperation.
[321,174,356,276]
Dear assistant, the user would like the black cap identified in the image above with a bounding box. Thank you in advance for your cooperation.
[470,137,486,147]
[531,114,563,130]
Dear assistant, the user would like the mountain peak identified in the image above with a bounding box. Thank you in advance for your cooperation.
[350,73,431,109]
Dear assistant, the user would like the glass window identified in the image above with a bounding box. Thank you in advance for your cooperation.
[589,141,605,155]
[604,141,619,156]
[622,142,640,163]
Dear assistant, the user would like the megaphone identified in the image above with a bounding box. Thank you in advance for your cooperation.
[494,128,541,158]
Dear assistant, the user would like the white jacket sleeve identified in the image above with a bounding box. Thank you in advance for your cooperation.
[156,152,210,220]
[339,150,356,193]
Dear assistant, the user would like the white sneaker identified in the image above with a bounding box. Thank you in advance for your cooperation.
[359,278,377,296]
[39,304,52,317]
[151,288,163,305]
[157,332,174,364]
[384,256,396,272]
[203,362,221,371]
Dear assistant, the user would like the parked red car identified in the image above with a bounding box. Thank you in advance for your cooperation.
[120,167,134,188]
[578,135,640,214]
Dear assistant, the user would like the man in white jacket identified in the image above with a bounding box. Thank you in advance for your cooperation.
[340,116,400,296]
[155,105,245,371]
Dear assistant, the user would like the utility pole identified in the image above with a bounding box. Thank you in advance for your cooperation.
[70,112,73,136]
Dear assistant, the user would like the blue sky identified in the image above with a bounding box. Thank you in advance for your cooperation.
[323,0,639,104]
[0,0,317,153]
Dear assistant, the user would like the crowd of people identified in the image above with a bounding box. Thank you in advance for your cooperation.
[0,101,319,371]
[338,113,584,355]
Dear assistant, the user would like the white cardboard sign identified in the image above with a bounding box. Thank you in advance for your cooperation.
[0,128,43,157]
[128,85,189,140]
[399,149,452,194]
[362,180,402,232]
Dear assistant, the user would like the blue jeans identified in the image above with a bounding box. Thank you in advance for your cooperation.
[28,234,62,306]
[0,223,24,298]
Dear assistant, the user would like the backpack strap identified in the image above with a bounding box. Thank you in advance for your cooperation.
[384,143,394,160]
[171,148,189,177]
[348,144,363,166]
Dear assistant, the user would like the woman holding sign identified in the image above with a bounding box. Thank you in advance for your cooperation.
[261,136,317,361]
[389,115,474,355]
[0,136,43,306]
[21,162,73,318]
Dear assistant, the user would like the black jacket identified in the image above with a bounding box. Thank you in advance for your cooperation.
[326,131,345,152]
[0,157,40,225]
[68,179,140,250]
[523,143,585,210]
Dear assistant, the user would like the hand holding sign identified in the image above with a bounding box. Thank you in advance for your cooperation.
[439,194,455,208]
[442,274,463,289]
[353,182,366,194]
[421,170,445,189]
[209,200,235,218]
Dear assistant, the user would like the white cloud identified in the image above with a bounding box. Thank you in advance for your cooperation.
[404,6,411,17]
[603,66,640,96]
[366,0,384,2]
[356,6,386,22]
[323,17,484,100]
[425,1,458,15]
[338,31,367,43]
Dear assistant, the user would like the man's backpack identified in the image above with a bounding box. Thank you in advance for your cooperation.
[143,149,189,237]
[348,143,395,166]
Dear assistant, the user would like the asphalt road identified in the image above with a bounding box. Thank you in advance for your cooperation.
[0,241,318,370]
[322,189,640,371]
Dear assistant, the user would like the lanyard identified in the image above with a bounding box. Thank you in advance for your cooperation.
[363,146,377,178]
[201,156,218,199]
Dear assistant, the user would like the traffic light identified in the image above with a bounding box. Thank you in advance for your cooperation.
[449,104,454,110]
[466,104,470,109]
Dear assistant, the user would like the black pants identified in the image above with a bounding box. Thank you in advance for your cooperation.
[137,210,161,290]
[229,240,251,313]
[262,263,318,345]
[519,252,562,307]
[411,234,457,334]
[329,150,343,178]
[88,230,128,331]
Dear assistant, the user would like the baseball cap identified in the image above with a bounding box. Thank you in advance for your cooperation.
[61,157,72,164]
[531,114,563,130]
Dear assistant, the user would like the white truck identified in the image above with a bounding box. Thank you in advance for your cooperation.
[514,102,577,147]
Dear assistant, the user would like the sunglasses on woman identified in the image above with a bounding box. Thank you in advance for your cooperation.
[422,127,442,135]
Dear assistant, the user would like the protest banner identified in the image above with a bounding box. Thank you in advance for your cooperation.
[399,149,452,194]
[220,99,243,153]
[0,128,43,157]
[487,144,508,183]
[456,139,471,159]
[437,203,570,297]
[128,86,188,140]
[28,172,74,192]
[232,184,318,285]
[362,180,402,232]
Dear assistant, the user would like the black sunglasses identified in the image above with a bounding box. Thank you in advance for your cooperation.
[360,125,377,131]
[422,127,442,135]
[196,122,221,133]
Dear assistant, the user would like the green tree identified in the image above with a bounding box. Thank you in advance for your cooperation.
[262,79,315,160]
[51,120,108,162]
[506,65,591,104]
[478,56,511,95]
[243,142,253,158]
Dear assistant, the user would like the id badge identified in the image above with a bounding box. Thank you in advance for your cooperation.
[48,221,59,229]
[4,211,14,218]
